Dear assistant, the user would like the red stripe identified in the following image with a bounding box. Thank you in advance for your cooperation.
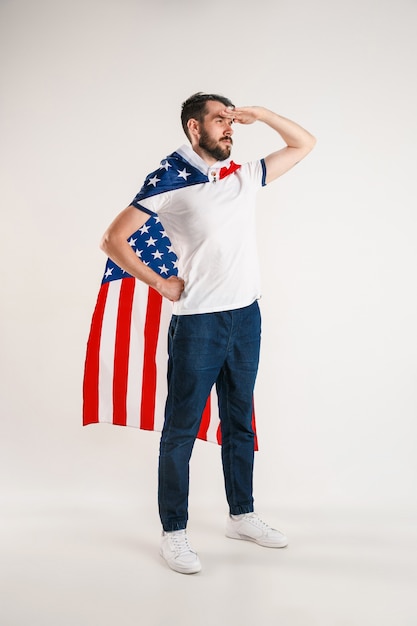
[140,287,163,430]
[83,282,109,425]
[216,422,222,445]
[197,395,211,442]
[252,404,258,451]
[113,278,135,426]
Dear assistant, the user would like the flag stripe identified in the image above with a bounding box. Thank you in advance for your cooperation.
[197,393,212,441]
[113,278,135,426]
[82,281,109,425]
[153,298,171,432]
[140,287,163,430]
[206,388,221,444]
[216,422,222,445]
[252,404,258,451]
[99,280,120,423]
[126,281,148,427]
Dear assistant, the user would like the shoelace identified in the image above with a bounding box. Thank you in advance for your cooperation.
[169,531,195,556]
[245,513,276,531]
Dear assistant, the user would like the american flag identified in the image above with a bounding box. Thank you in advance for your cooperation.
[82,151,258,448]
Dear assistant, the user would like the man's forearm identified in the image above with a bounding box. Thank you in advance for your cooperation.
[256,107,316,151]
[230,105,316,183]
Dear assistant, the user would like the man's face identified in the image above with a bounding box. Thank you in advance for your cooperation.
[197,100,234,162]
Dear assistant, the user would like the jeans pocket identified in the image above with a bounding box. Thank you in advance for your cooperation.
[169,315,180,341]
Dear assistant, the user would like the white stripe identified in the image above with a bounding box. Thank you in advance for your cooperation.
[98,281,121,423]
[153,297,173,432]
[125,280,148,427]
[206,387,220,443]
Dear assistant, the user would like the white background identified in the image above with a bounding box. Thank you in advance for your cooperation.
[1,0,417,624]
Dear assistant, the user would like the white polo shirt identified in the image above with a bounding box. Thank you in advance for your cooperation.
[136,144,267,315]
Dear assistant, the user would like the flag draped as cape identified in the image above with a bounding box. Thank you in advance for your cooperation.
[82,151,258,449]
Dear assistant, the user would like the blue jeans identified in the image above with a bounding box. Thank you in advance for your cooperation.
[158,300,261,531]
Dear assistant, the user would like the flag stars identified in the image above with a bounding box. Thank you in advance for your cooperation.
[152,249,164,260]
[128,237,137,247]
[159,264,169,275]
[145,236,157,247]
[139,223,150,234]
[159,230,168,238]
[147,175,160,187]
[177,168,191,180]
[104,267,113,278]
[160,160,172,171]
[135,249,143,258]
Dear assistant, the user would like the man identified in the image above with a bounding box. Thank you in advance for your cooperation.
[100,92,316,574]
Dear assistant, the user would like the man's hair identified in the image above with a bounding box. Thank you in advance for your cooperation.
[181,92,234,140]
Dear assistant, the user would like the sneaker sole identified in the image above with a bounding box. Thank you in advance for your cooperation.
[160,550,202,574]
[225,530,288,548]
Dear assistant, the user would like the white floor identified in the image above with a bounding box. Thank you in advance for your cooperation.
[1,499,416,626]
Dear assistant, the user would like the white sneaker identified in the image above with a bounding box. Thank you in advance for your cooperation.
[160,529,202,574]
[226,512,288,548]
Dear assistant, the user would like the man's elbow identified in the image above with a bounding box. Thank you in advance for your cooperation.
[305,134,317,152]
[299,135,317,160]
[100,230,112,254]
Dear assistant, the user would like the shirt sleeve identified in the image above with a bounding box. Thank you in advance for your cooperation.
[131,189,172,216]
[241,159,267,188]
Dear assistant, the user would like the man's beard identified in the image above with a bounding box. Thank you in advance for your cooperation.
[199,128,232,162]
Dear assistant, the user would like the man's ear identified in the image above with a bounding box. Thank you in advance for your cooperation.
[187,118,199,138]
